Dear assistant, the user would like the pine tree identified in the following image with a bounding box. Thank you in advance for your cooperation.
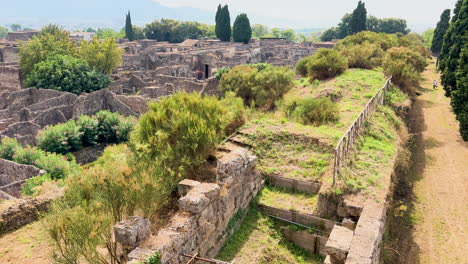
[439,0,463,73]
[440,0,467,96]
[215,4,222,38]
[350,1,367,34]
[233,14,252,44]
[125,11,134,41]
[432,9,451,54]
[216,5,231,41]
[452,38,468,140]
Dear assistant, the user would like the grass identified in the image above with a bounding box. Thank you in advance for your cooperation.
[256,186,319,215]
[216,206,324,264]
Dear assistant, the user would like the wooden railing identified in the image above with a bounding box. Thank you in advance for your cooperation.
[332,77,392,186]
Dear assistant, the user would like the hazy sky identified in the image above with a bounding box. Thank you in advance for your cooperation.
[155,0,457,31]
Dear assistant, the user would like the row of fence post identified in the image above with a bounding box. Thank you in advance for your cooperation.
[332,77,392,186]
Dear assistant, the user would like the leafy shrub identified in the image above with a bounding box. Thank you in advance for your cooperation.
[214,67,231,79]
[247,63,270,72]
[219,64,294,109]
[383,47,427,93]
[25,54,111,95]
[0,137,21,160]
[37,111,136,155]
[21,173,52,196]
[37,121,82,154]
[143,252,161,264]
[221,92,247,135]
[285,97,339,125]
[300,49,348,80]
[76,115,99,146]
[335,31,399,51]
[295,57,309,76]
[13,146,44,166]
[338,42,385,69]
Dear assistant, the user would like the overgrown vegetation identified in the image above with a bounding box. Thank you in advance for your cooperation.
[37,111,136,155]
[219,64,295,109]
[295,49,348,80]
[44,92,245,263]
[285,97,339,125]
[0,137,79,180]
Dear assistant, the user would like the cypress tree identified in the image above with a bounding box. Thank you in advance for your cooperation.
[215,4,222,38]
[216,5,231,41]
[350,1,367,34]
[440,0,463,73]
[440,0,467,96]
[432,9,451,54]
[125,11,134,41]
[233,14,252,44]
[452,40,468,140]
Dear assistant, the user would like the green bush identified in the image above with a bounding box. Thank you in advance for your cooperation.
[37,121,82,154]
[13,146,44,166]
[221,92,247,135]
[21,173,52,196]
[295,57,309,76]
[0,137,21,160]
[335,31,399,51]
[214,67,231,79]
[285,97,339,125]
[37,111,136,155]
[25,54,111,95]
[382,47,427,94]
[301,49,348,80]
[338,42,385,69]
[219,64,295,109]
[76,115,99,146]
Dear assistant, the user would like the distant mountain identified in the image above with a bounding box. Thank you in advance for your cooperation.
[1,0,215,29]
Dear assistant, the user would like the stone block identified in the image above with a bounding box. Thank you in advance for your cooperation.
[342,218,357,231]
[325,225,354,261]
[178,179,201,197]
[114,216,151,248]
[178,183,220,214]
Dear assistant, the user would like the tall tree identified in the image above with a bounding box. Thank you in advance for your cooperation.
[233,13,252,44]
[11,24,21,32]
[125,11,134,41]
[440,0,466,96]
[440,0,463,73]
[215,4,222,38]
[432,9,451,54]
[350,1,367,34]
[452,38,468,140]
[216,5,231,41]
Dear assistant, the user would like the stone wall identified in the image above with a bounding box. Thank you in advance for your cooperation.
[0,64,21,91]
[280,228,328,256]
[0,46,19,63]
[124,147,264,264]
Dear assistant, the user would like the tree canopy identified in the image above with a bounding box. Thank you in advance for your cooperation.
[125,11,135,41]
[350,1,367,34]
[0,26,8,39]
[431,9,451,54]
[79,37,123,74]
[144,19,213,43]
[215,5,231,41]
[233,13,252,44]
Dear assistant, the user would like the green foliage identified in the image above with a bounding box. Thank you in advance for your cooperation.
[432,9,451,54]
[25,54,110,94]
[399,33,431,58]
[21,173,52,196]
[369,17,410,34]
[10,24,21,32]
[133,26,145,40]
[422,28,435,48]
[297,49,348,80]
[252,24,270,39]
[233,14,252,44]
[452,39,468,141]
[143,252,161,264]
[219,64,294,109]
[382,47,427,93]
[295,57,309,76]
[0,26,9,38]
[19,29,77,77]
[7,141,79,180]
[38,111,136,154]
[125,11,135,41]
[144,19,213,43]
[214,67,231,79]
[221,92,247,135]
[0,137,21,160]
[350,1,367,34]
[320,27,338,41]
[215,5,231,41]
[280,29,297,42]
[37,121,83,154]
[96,28,124,39]
[285,97,339,125]
[338,42,385,69]
[79,37,123,74]
[385,84,408,105]
[440,0,467,96]
[40,24,66,37]
[335,31,399,51]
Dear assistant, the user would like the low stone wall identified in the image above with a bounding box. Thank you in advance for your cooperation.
[124,147,264,264]
[259,204,337,235]
[0,64,21,91]
[266,175,321,194]
[0,159,41,197]
[0,188,63,234]
[280,227,328,256]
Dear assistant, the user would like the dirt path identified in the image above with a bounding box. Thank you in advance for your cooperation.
[390,61,468,264]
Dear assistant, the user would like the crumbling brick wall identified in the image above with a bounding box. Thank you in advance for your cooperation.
[124,147,264,264]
